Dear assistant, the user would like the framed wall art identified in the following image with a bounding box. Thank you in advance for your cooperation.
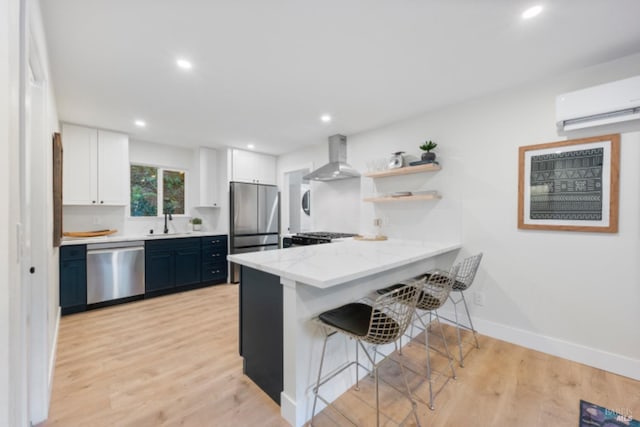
[518,134,620,233]
[53,132,63,247]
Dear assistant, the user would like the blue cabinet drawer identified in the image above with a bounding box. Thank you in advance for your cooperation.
[201,246,226,260]
[60,244,87,261]
[202,262,227,282]
[201,235,227,249]
[146,237,200,251]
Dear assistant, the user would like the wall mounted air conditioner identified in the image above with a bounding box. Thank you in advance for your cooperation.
[556,75,640,132]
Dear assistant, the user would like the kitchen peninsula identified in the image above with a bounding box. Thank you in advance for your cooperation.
[227,238,461,427]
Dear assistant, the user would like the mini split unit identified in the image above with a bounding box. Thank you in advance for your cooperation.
[556,75,640,132]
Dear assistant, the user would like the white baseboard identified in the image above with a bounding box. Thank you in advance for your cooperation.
[280,391,297,427]
[47,307,61,406]
[438,308,640,381]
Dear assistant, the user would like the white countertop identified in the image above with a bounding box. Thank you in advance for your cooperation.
[60,231,224,246]
[227,239,461,288]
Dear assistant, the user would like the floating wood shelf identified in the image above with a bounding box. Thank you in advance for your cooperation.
[363,193,442,203]
[364,163,441,178]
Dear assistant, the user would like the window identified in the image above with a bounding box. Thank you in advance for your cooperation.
[130,164,186,217]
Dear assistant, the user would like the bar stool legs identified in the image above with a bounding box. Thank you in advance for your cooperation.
[450,291,480,367]
[310,282,422,427]
[447,253,483,367]
[422,311,457,409]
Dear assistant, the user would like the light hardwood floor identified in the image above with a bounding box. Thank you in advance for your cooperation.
[44,284,639,427]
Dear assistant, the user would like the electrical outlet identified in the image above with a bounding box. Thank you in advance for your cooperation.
[474,291,485,306]
[373,218,382,227]
[93,216,101,225]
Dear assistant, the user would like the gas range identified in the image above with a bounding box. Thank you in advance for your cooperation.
[283,232,357,247]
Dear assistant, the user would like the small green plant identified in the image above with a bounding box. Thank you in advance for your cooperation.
[190,217,202,225]
[419,140,437,152]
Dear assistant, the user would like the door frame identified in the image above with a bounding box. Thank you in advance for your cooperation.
[281,164,313,235]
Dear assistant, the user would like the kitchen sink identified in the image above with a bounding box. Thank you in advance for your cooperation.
[145,232,193,238]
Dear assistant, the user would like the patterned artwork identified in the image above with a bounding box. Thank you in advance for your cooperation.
[529,148,603,220]
[518,135,619,232]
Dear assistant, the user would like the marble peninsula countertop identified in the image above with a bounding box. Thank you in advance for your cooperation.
[60,231,223,246]
[227,239,461,289]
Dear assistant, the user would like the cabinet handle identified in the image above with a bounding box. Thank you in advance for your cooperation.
[100,200,104,204]
[211,270,220,274]
[92,200,96,204]
[211,253,220,257]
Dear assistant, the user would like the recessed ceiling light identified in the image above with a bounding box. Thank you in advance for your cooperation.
[176,58,193,70]
[134,120,146,127]
[522,5,543,19]
[321,114,332,123]
[247,143,255,149]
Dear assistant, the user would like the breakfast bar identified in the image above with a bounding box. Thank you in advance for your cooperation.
[228,238,461,427]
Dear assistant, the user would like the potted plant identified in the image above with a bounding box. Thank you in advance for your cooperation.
[419,140,438,163]
[190,217,202,231]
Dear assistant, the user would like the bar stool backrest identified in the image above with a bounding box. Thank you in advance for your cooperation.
[417,264,460,311]
[365,278,424,345]
[453,253,483,291]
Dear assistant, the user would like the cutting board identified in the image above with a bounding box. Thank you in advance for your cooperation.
[353,234,388,241]
[63,229,117,238]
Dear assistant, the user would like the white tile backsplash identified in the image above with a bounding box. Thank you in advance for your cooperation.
[63,206,126,235]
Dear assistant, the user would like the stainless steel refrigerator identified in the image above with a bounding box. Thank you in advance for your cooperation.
[229,181,280,282]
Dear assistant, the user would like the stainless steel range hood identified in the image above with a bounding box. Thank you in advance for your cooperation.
[303,134,360,181]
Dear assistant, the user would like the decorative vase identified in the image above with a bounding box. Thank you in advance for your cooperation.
[421,152,436,163]
[193,224,202,231]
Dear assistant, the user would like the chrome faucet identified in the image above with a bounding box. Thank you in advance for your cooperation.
[163,212,172,234]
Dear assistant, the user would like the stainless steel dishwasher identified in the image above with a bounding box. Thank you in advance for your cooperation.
[86,241,145,304]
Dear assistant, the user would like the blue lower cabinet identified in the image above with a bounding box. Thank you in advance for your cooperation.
[175,246,202,286]
[201,235,228,284]
[145,235,228,297]
[145,248,175,292]
[59,245,87,315]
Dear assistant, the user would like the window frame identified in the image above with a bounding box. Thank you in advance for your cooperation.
[129,163,189,218]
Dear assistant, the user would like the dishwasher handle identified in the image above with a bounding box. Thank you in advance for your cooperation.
[87,246,144,256]
[87,240,145,251]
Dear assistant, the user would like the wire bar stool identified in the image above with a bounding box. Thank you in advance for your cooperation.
[310,279,424,427]
[435,253,483,367]
[378,264,459,410]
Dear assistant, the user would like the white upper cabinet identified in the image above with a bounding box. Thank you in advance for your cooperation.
[231,149,276,185]
[198,147,219,207]
[62,123,129,206]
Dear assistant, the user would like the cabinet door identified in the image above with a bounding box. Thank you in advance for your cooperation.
[232,149,276,185]
[198,147,219,207]
[175,246,201,286]
[62,123,98,205]
[97,130,129,205]
[254,153,276,185]
[59,259,87,314]
[145,249,175,292]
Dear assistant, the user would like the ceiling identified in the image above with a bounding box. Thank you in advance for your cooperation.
[40,0,640,155]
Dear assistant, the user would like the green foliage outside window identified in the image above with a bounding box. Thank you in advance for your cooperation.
[130,165,185,217]
[131,165,157,216]
[163,170,185,214]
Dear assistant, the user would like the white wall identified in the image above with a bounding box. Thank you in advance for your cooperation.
[277,52,640,379]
